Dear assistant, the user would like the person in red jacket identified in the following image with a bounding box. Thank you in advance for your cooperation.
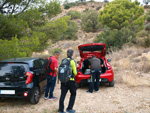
[44,51,60,100]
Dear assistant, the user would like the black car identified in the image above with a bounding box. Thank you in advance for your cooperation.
[0,57,47,104]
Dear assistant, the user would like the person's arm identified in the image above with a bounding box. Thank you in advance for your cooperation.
[54,59,58,76]
[89,65,91,69]
[54,67,58,76]
[71,60,77,76]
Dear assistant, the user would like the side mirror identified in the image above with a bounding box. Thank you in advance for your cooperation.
[107,59,111,62]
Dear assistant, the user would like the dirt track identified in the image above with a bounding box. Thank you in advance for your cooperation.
[0,82,150,113]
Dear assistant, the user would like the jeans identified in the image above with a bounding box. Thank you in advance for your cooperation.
[59,81,77,112]
[45,74,56,98]
[89,69,101,92]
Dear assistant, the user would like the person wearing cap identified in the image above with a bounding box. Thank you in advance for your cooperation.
[58,49,77,113]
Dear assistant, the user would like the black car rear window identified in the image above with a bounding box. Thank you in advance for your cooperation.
[0,63,28,77]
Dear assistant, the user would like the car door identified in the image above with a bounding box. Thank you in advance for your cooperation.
[33,59,45,91]
[38,59,47,92]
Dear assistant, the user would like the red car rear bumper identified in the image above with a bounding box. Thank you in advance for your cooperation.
[75,70,114,84]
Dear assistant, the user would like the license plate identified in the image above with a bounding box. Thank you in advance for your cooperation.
[0,90,15,95]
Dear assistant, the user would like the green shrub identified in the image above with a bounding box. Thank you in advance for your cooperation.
[135,30,150,48]
[29,31,48,51]
[0,14,27,39]
[94,26,135,50]
[78,2,87,5]
[144,37,150,48]
[38,0,61,18]
[147,15,150,22]
[98,0,145,30]
[89,0,95,2]
[96,6,102,10]
[61,20,78,40]
[83,8,89,12]
[37,16,78,42]
[81,10,100,32]
[19,36,40,56]
[51,48,62,55]
[19,8,42,29]
[38,16,70,42]
[67,10,81,19]
[0,35,40,61]
[64,2,78,9]
[145,23,150,31]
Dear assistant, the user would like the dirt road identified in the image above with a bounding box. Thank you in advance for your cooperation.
[0,82,150,113]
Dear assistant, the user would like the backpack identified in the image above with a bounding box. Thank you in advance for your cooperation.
[58,58,72,83]
[43,57,54,74]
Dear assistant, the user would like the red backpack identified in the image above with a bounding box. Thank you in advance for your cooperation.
[43,57,54,73]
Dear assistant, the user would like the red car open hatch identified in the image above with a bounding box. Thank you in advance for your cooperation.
[78,43,106,58]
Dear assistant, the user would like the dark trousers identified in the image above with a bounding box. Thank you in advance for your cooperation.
[45,75,56,98]
[59,81,77,112]
[89,69,101,92]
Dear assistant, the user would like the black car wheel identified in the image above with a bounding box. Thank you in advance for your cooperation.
[109,79,115,87]
[30,87,40,104]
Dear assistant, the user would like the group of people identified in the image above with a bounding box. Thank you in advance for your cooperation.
[44,49,103,113]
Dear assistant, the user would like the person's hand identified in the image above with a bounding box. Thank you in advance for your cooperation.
[89,65,91,69]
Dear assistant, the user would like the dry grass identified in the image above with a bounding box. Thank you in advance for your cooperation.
[107,46,150,87]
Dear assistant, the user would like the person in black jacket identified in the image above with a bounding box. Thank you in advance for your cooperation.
[58,49,77,113]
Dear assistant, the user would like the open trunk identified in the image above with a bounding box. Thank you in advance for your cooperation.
[81,58,106,75]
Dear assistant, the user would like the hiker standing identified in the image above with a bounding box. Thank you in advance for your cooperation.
[87,55,103,93]
[58,49,77,113]
[44,51,60,100]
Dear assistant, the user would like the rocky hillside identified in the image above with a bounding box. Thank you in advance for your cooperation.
[32,2,103,60]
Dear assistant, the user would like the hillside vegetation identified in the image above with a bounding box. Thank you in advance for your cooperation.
[1,0,150,61]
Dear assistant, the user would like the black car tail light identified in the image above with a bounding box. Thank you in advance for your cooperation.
[23,92,28,97]
[25,72,33,84]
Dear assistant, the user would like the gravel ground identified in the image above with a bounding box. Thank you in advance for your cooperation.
[0,83,150,113]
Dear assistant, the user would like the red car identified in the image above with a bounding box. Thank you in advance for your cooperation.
[75,43,114,87]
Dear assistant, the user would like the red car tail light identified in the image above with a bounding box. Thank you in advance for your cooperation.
[25,72,33,84]
[23,92,28,97]
[107,66,112,70]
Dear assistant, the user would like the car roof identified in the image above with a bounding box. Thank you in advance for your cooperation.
[0,57,40,63]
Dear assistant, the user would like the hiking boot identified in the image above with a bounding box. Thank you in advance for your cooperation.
[66,109,76,113]
[86,90,92,93]
[95,90,99,93]
[49,97,57,100]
